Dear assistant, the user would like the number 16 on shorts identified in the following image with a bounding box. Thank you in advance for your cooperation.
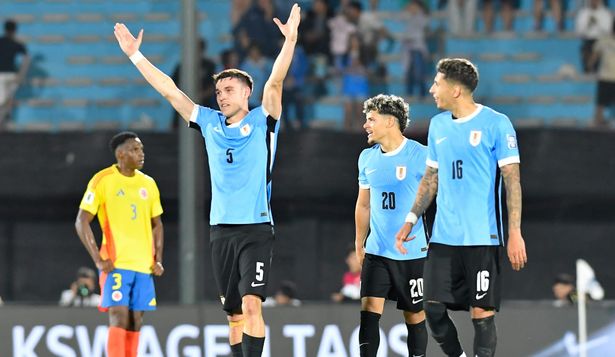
[475,270,490,300]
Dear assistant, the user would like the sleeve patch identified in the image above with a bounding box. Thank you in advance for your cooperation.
[84,190,95,205]
[507,134,517,149]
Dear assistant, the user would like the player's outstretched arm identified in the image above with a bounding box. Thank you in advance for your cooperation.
[151,216,165,276]
[501,163,527,271]
[395,166,438,254]
[75,209,114,273]
[262,3,301,119]
[354,188,370,266]
[113,23,195,123]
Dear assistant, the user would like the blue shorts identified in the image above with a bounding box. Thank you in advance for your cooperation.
[100,269,156,311]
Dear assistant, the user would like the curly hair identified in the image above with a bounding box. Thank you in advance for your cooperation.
[436,58,479,92]
[213,68,254,91]
[363,94,410,132]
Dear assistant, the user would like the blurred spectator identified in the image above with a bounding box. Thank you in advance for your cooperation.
[171,38,217,128]
[533,0,564,32]
[589,19,615,127]
[576,0,612,73]
[448,0,479,35]
[302,0,333,60]
[221,48,240,70]
[328,7,357,72]
[0,19,30,130]
[263,280,301,307]
[482,0,518,33]
[342,33,370,132]
[233,0,281,59]
[0,295,4,306]
[240,44,273,109]
[332,247,362,302]
[400,1,430,98]
[552,273,576,307]
[59,267,101,307]
[282,42,308,130]
[345,0,394,67]
[231,0,252,27]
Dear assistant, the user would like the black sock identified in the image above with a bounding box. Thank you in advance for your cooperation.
[472,315,497,357]
[241,333,264,357]
[230,342,243,357]
[425,302,463,356]
[406,320,427,357]
[359,311,381,357]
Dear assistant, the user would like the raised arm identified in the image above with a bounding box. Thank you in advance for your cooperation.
[75,209,114,273]
[395,166,438,254]
[500,163,527,271]
[354,188,370,266]
[262,3,301,119]
[151,215,165,276]
[113,23,195,122]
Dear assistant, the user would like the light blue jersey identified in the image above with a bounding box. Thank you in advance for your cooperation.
[190,105,280,225]
[358,138,429,260]
[427,104,520,246]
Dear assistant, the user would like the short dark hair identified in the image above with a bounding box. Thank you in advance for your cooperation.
[77,266,96,280]
[348,1,363,12]
[278,280,297,299]
[213,69,253,91]
[109,131,138,154]
[363,94,410,132]
[436,58,479,92]
[4,19,17,33]
[554,273,574,285]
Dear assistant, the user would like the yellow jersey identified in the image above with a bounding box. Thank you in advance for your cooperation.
[79,165,163,274]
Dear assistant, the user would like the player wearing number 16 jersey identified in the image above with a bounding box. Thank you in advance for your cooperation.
[396,58,528,357]
[75,131,165,357]
[355,94,429,357]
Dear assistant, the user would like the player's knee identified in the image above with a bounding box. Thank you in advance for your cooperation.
[241,295,262,317]
[227,314,245,328]
[403,310,425,325]
[108,308,129,328]
[424,301,449,337]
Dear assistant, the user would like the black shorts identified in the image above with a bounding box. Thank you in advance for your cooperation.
[361,254,425,312]
[210,223,275,314]
[597,81,615,107]
[423,243,502,311]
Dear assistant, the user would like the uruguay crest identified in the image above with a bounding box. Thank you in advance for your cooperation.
[396,166,407,180]
[240,124,251,136]
[469,130,482,147]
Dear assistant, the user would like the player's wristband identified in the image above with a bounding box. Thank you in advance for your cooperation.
[405,212,418,225]
[129,51,145,65]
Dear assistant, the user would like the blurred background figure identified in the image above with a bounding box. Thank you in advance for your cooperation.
[589,18,615,127]
[533,0,564,33]
[332,247,362,303]
[482,0,517,33]
[552,273,576,307]
[576,0,613,74]
[263,280,302,307]
[240,44,273,109]
[447,0,478,35]
[400,0,430,98]
[58,267,101,308]
[0,18,30,130]
[342,33,369,132]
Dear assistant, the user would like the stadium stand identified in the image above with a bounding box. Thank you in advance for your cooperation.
[0,0,608,130]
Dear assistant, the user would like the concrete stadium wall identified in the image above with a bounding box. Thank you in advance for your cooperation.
[0,128,614,303]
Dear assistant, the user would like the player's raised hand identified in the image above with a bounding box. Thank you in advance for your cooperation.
[507,230,527,271]
[273,3,301,42]
[113,23,143,56]
[395,222,415,254]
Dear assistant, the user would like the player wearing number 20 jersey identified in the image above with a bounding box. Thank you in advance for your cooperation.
[358,139,428,260]
[427,104,520,247]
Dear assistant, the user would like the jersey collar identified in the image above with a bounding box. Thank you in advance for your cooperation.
[452,104,483,124]
[382,138,408,157]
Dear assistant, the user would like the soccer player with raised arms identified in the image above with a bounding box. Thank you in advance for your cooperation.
[113,4,301,356]
[75,131,165,357]
[396,58,528,357]
[355,94,428,357]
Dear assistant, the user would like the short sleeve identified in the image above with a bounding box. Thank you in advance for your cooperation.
[150,180,164,218]
[358,151,369,189]
[191,104,220,127]
[426,120,438,168]
[495,116,520,167]
[79,177,102,215]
